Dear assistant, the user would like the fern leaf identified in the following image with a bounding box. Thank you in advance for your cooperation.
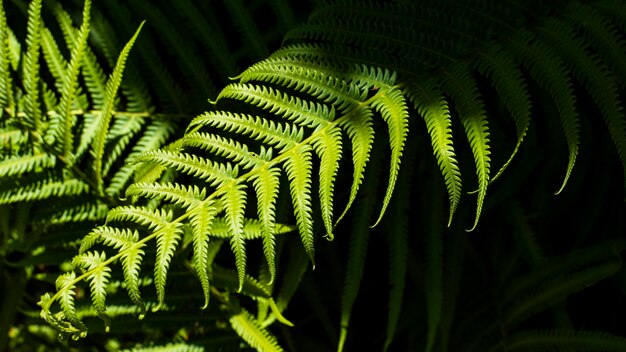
[207,218,295,240]
[250,167,281,283]
[107,206,171,230]
[189,111,302,151]
[183,132,266,170]
[190,200,218,308]
[153,222,183,311]
[125,182,206,208]
[284,145,315,265]
[312,126,343,239]
[22,0,43,131]
[237,61,365,112]
[539,19,626,194]
[441,64,491,231]
[0,178,89,204]
[224,183,248,291]
[335,106,374,224]
[406,81,462,226]
[92,21,144,193]
[217,83,334,129]
[0,154,55,177]
[230,308,283,352]
[55,272,87,336]
[73,251,111,331]
[475,44,531,183]
[370,86,409,227]
[134,150,237,187]
[52,0,91,159]
[0,0,13,111]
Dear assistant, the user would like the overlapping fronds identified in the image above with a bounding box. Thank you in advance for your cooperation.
[27,0,626,350]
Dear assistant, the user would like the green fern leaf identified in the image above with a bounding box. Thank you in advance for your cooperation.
[441,64,491,231]
[336,106,374,224]
[153,222,183,311]
[0,153,55,177]
[73,251,111,331]
[217,83,334,129]
[312,126,343,239]
[133,150,238,187]
[22,0,43,131]
[475,44,531,184]
[370,85,409,227]
[55,272,87,336]
[284,145,315,265]
[92,21,144,193]
[539,18,626,194]
[406,81,462,226]
[183,132,267,170]
[230,308,284,352]
[125,182,206,209]
[190,200,218,308]
[106,206,171,230]
[224,183,248,291]
[189,111,303,151]
[250,167,281,283]
[0,0,13,111]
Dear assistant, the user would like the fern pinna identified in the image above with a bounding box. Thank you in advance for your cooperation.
[18,0,626,350]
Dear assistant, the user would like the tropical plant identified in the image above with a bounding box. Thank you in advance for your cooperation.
[2,0,626,351]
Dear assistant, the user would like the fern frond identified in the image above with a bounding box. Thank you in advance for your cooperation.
[250,167,281,283]
[0,0,13,111]
[183,132,267,170]
[125,182,206,209]
[441,64,491,231]
[190,200,218,308]
[217,83,334,129]
[92,21,144,193]
[188,111,303,152]
[54,272,87,336]
[284,145,315,265]
[134,150,238,187]
[73,251,111,331]
[22,0,43,131]
[0,178,89,204]
[370,85,409,227]
[53,0,91,159]
[406,81,461,226]
[0,153,55,177]
[224,184,248,291]
[153,222,183,311]
[506,32,579,194]
[230,307,283,352]
[538,18,626,193]
[237,61,365,112]
[335,106,374,224]
[312,126,343,239]
[475,43,531,183]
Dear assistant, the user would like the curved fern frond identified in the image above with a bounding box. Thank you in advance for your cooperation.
[441,64,491,231]
[406,80,461,226]
[230,307,283,352]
